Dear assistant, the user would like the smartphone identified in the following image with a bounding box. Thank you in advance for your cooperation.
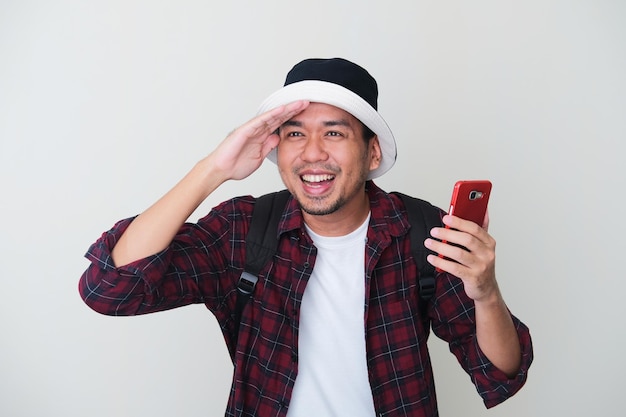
[447,180,492,226]
[436,180,492,271]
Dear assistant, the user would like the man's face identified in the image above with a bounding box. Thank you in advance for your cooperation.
[276,102,381,219]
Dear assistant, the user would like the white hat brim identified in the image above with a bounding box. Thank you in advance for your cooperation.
[257,80,396,180]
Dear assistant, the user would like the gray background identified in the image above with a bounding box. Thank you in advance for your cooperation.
[1,1,624,416]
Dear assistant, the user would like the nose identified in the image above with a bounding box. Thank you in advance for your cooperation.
[300,136,329,162]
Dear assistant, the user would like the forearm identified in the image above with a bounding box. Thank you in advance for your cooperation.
[109,101,309,267]
[111,156,226,267]
[474,287,521,377]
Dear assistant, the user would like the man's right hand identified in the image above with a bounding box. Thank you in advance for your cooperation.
[110,100,309,267]
[207,100,310,183]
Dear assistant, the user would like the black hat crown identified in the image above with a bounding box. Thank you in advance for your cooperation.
[284,58,379,110]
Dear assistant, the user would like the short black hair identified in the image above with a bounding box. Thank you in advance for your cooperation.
[361,122,376,141]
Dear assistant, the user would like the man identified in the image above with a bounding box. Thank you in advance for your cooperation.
[79,58,532,416]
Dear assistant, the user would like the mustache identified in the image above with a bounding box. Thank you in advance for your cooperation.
[292,163,341,175]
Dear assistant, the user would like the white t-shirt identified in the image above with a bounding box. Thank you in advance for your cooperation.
[287,214,376,417]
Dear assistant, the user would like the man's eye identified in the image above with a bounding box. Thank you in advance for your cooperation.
[326,131,344,137]
[286,131,304,137]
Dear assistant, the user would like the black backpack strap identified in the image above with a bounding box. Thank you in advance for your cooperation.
[393,192,442,302]
[234,190,290,338]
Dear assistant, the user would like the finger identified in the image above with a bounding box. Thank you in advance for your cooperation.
[429,224,475,250]
[425,237,473,268]
[426,237,491,276]
[426,253,469,277]
[431,224,495,266]
[253,100,309,134]
[482,210,490,231]
[441,215,488,242]
[259,134,280,158]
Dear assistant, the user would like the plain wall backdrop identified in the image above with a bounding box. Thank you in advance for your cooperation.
[1,1,625,416]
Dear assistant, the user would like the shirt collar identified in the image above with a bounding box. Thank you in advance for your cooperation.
[276,181,411,239]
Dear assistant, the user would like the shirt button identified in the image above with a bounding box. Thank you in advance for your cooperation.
[303,262,310,268]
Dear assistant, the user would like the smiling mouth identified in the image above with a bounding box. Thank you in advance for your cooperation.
[301,174,335,185]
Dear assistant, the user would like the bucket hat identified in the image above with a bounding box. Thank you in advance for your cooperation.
[257,58,396,179]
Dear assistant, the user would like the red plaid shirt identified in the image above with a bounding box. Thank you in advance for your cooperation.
[79,181,532,417]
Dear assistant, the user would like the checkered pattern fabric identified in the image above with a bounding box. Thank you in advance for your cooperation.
[79,182,532,416]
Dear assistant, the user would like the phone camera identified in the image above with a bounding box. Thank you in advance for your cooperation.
[469,191,483,200]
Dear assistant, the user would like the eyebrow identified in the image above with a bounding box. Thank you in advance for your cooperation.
[282,119,352,128]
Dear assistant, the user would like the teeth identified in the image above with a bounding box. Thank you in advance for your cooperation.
[301,174,334,183]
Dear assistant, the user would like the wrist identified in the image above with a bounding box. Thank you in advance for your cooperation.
[473,285,505,309]
[191,156,229,198]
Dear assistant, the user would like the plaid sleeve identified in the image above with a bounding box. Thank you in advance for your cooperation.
[430,272,533,408]
[78,217,179,316]
[466,315,533,408]
[78,199,250,317]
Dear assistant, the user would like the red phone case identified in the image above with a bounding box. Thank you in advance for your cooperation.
[448,180,492,225]
[436,180,492,271]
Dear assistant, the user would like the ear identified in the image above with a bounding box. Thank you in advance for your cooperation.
[368,136,382,171]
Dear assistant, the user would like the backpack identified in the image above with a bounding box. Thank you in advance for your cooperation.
[233,190,442,336]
